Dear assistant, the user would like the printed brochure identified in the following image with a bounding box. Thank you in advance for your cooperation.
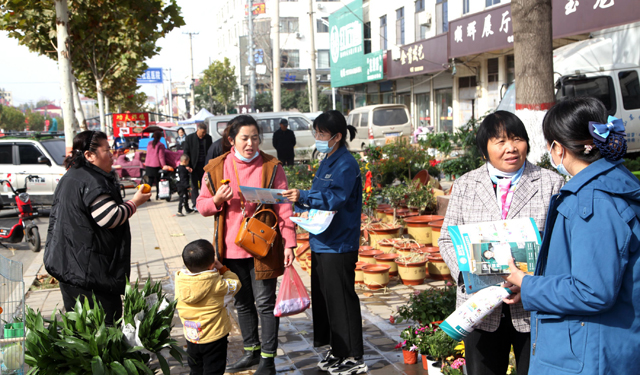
[239,186,291,204]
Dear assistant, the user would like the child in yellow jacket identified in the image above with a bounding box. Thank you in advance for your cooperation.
[176,239,241,375]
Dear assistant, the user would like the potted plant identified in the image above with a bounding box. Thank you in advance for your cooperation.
[425,329,458,369]
[393,283,457,324]
[441,357,466,375]
[395,325,420,364]
[416,323,438,371]
[395,252,429,285]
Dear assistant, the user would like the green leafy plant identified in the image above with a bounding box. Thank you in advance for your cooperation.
[415,323,438,354]
[122,279,185,374]
[406,180,437,213]
[424,329,458,362]
[283,162,318,191]
[24,296,153,374]
[393,283,457,325]
[394,325,420,352]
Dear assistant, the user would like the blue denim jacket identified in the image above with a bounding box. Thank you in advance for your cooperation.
[297,146,362,253]
[522,158,640,374]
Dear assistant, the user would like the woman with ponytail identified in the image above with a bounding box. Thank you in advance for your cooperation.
[145,130,169,200]
[45,130,151,326]
[281,111,367,375]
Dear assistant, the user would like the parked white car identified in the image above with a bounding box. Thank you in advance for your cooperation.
[0,137,67,206]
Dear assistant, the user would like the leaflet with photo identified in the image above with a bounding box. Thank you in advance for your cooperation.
[239,186,291,204]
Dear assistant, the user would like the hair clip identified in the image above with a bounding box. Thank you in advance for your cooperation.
[584,144,594,154]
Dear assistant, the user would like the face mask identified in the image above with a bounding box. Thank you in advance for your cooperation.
[547,141,571,177]
[316,134,337,154]
[234,148,260,163]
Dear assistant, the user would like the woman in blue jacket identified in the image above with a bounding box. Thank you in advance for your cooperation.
[505,97,640,375]
[281,111,366,375]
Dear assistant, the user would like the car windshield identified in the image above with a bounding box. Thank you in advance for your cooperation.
[372,108,408,126]
[40,139,66,165]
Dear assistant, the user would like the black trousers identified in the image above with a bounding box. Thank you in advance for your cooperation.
[281,158,294,166]
[178,187,191,213]
[145,166,161,197]
[311,251,364,358]
[190,164,205,206]
[225,258,279,355]
[463,304,530,375]
[186,335,228,375]
[59,282,122,326]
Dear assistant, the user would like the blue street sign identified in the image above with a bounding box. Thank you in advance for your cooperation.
[137,68,163,84]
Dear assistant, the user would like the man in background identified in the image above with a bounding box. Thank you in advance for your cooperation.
[272,118,296,166]
[183,122,212,210]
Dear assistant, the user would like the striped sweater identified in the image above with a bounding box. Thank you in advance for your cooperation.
[90,195,137,228]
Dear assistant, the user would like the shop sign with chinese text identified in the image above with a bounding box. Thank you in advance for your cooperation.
[329,0,383,87]
[449,3,513,59]
[553,0,640,38]
[112,113,149,137]
[387,34,448,79]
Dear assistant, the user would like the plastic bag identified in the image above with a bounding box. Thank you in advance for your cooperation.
[274,266,310,317]
[158,180,171,199]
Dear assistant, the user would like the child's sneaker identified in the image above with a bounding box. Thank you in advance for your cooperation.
[328,357,368,375]
[176,212,184,217]
[186,208,194,214]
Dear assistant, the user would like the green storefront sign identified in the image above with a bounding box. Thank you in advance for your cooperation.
[329,0,383,88]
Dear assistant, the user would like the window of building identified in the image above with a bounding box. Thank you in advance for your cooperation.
[463,0,470,14]
[415,0,425,12]
[486,0,500,6]
[380,15,388,50]
[436,0,448,34]
[281,50,300,68]
[317,17,329,33]
[507,55,515,84]
[488,58,499,83]
[396,7,405,45]
[459,76,478,88]
[435,88,453,133]
[415,0,428,41]
[279,17,298,33]
[318,50,330,69]
[619,70,640,110]
[364,22,372,54]
[280,0,298,2]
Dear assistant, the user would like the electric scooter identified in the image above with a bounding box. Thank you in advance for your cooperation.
[0,176,41,252]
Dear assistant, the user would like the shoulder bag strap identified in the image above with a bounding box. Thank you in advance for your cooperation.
[232,159,247,217]
[252,208,279,229]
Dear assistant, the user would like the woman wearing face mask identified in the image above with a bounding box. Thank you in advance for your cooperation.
[196,115,296,375]
[503,97,640,375]
[438,111,565,375]
[281,111,366,375]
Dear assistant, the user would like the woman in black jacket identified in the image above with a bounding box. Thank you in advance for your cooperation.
[44,131,151,325]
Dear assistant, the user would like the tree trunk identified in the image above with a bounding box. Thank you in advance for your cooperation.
[55,0,77,151]
[71,76,87,131]
[96,78,106,133]
[224,103,228,115]
[105,96,111,135]
[512,0,555,163]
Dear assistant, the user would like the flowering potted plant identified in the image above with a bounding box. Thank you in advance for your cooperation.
[442,357,466,375]
[395,325,420,364]
[425,329,458,365]
[393,283,457,324]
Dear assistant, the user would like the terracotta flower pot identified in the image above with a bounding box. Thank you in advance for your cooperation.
[362,263,391,290]
[403,215,445,244]
[296,232,309,246]
[378,238,402,254]
[422,354,429,371]
[374,253,400,276]
[359,245,375,253]
[375,204,391,221]
[402,349,418,365]
[428,220,443,247]
[367,225,403,249]
[427,254,452,281]
[295,243,311,272]
[394,242,429,258]
[355,261,368,284]
[395,258,429,285]
[358,249,383,264]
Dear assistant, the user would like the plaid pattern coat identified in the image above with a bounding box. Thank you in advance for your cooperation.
[438,161,565,332]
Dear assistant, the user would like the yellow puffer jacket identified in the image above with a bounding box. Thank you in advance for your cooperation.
[175,266,241,344]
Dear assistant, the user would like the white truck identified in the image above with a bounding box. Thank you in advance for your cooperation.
[498,22,640,153]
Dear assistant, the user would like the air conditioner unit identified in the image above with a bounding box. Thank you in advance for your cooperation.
[317,3,324,10]
[418,11,432,27]
[295,32,303,39]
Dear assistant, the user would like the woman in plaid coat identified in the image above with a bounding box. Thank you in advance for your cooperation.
[439,111,565,375]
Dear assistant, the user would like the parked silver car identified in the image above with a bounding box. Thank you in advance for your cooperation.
[206,112,316,160]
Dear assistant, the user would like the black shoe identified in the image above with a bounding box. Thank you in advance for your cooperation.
[176,212,184,217]
[318,350,341,371]
[254,356,276,375]
[225,350,261,373]
[328,357,368,375]
[185,208,194,214]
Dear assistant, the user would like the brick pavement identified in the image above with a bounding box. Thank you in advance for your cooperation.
[23,195,446,374]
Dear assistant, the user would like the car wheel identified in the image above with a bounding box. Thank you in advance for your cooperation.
[26,225,41,252]
[312,149,325,161]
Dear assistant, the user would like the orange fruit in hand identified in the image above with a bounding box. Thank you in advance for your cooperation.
[137,184,151,193]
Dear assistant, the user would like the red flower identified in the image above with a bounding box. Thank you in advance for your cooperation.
[389,315,395,324]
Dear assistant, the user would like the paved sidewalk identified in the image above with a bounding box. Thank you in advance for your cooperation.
[24,196,445,374]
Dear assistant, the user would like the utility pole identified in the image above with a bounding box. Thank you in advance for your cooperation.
[247,0,256,112]
[308,0,318,112]
[184,31,199,117]
[166,68,173,118]
[272,0,281,111]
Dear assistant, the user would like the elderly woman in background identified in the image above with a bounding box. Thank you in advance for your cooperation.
[439,111,565,375]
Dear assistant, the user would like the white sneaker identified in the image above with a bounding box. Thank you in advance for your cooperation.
[328,357,368,375]
[318,350,341,371]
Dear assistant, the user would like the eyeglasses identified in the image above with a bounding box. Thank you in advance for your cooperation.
[312,130,333,140]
